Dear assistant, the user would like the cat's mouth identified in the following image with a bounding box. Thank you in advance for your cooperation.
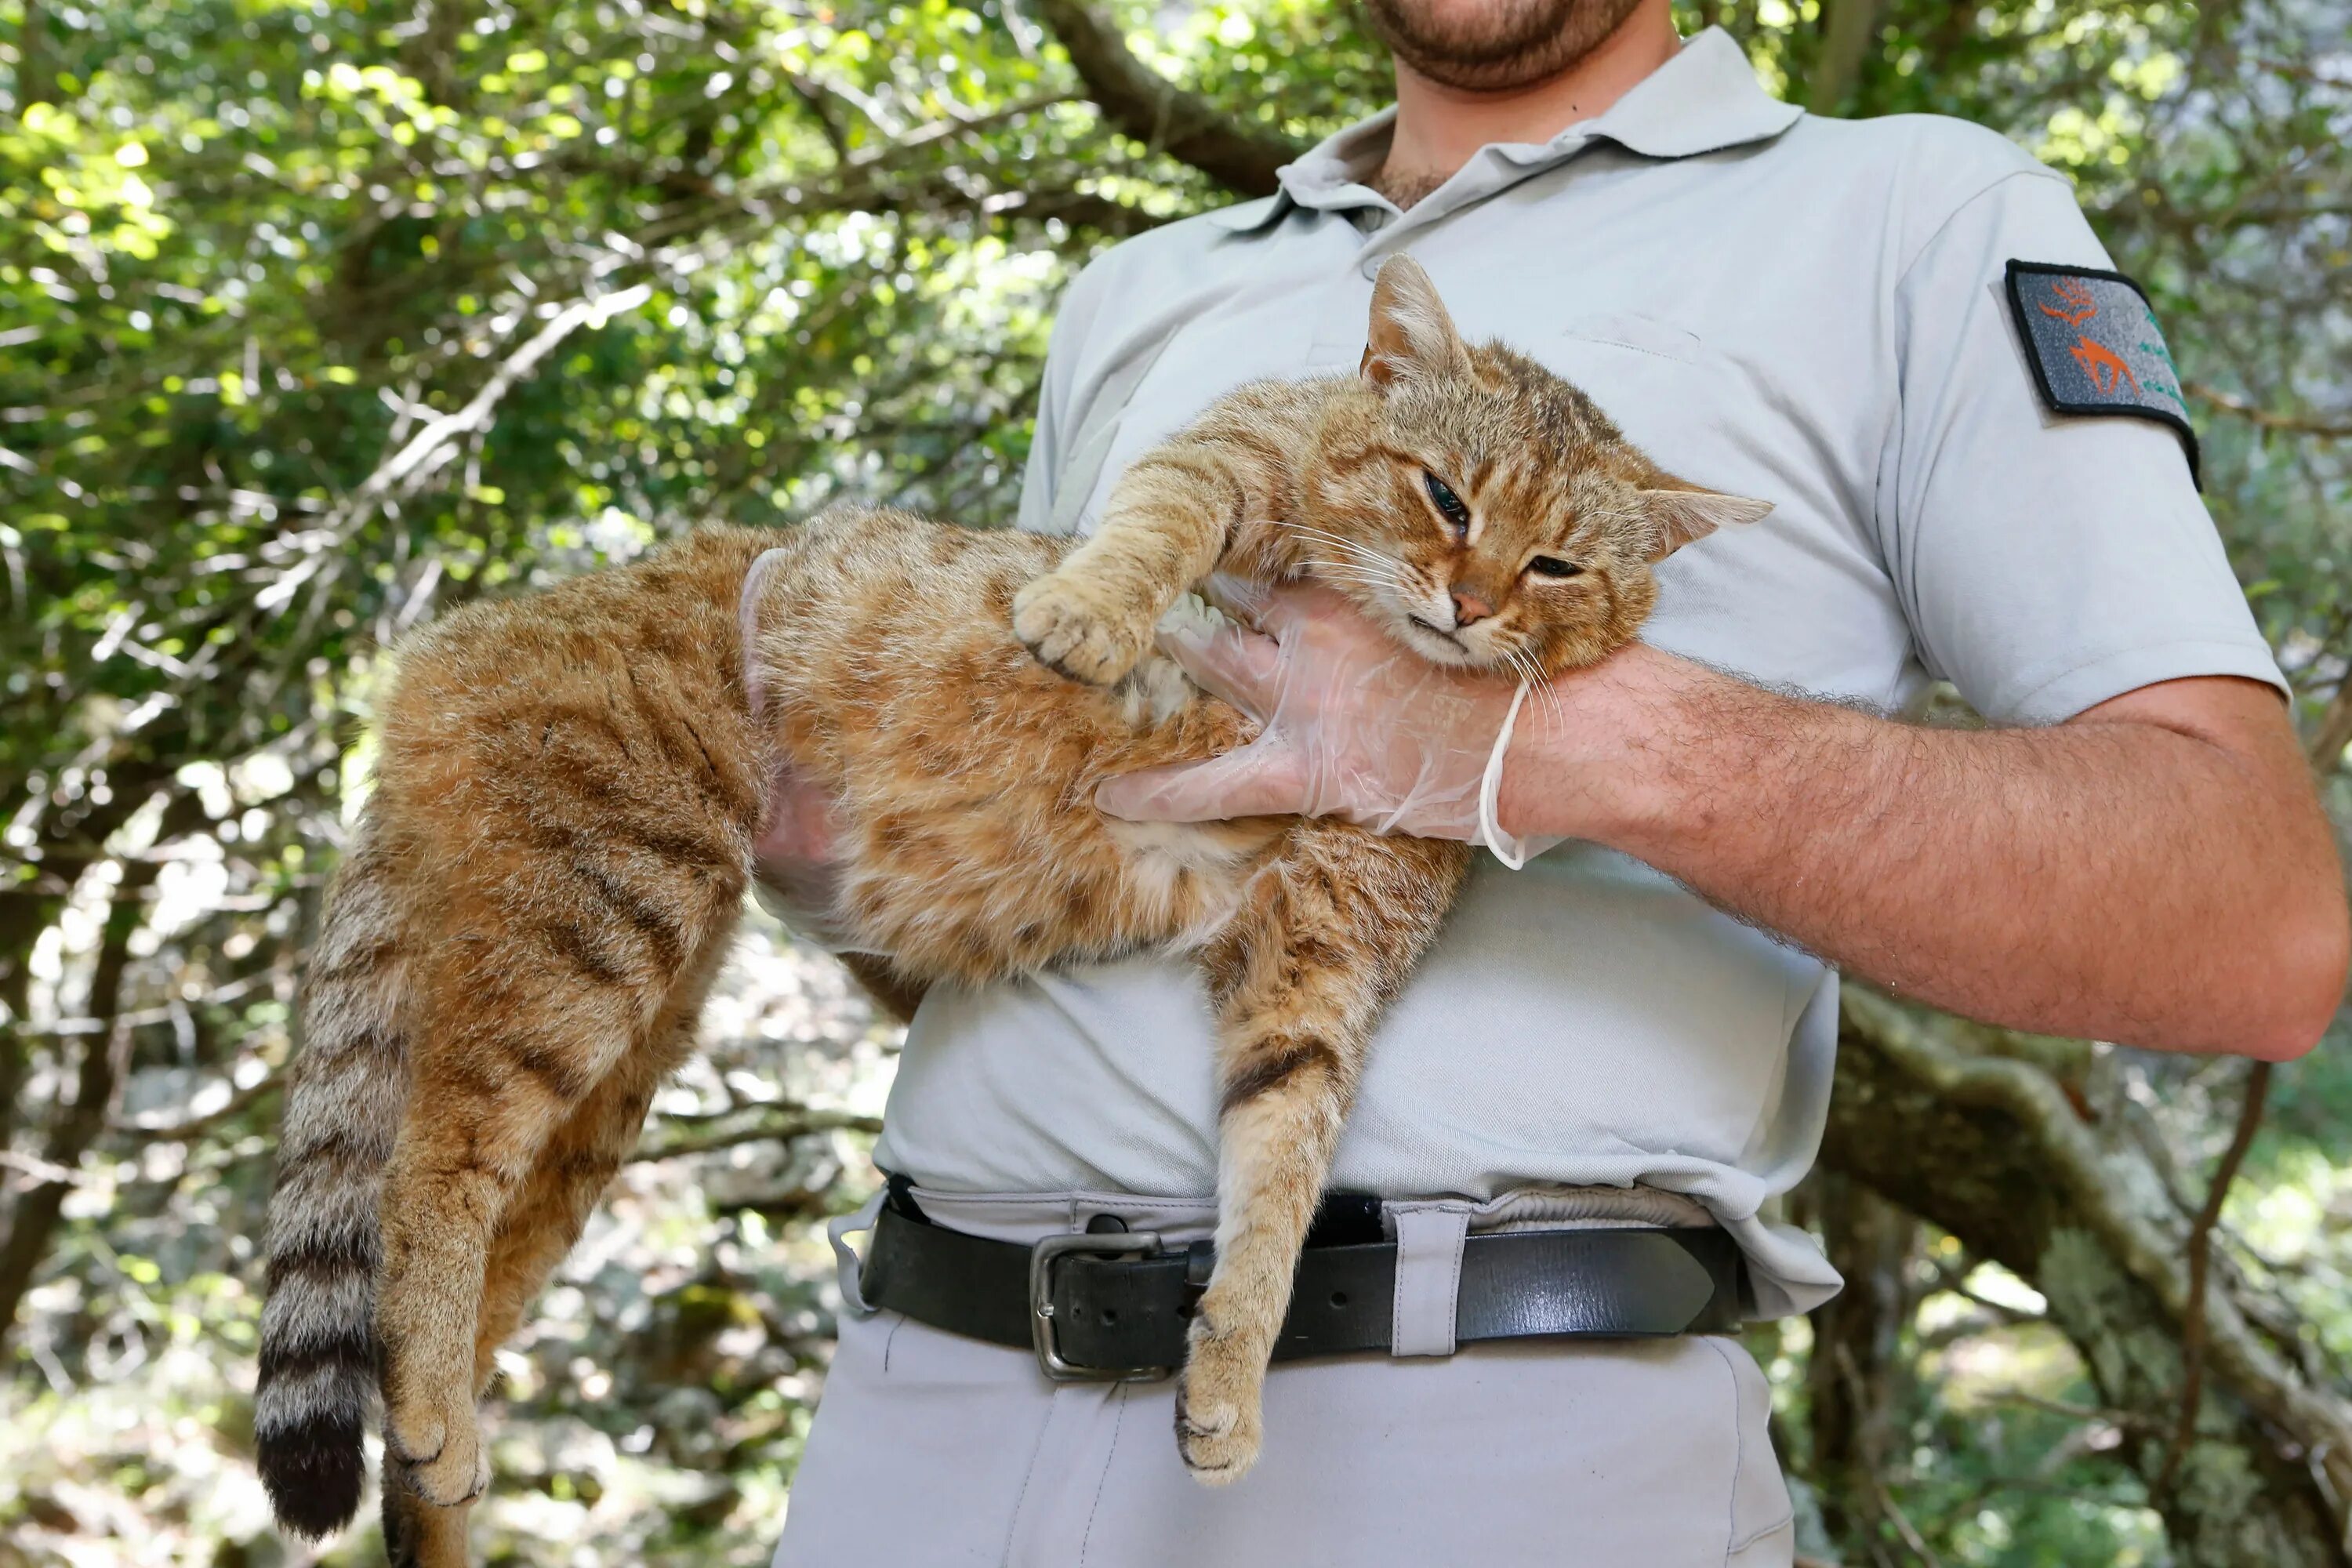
[1399,614,1480,668]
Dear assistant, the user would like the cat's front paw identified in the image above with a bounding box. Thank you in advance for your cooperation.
[385,1380,490,1508]
[1012,573,1152,687]
[1173,1313,1265,1485]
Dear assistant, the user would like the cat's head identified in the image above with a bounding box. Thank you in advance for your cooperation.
[1299,255,1771,679]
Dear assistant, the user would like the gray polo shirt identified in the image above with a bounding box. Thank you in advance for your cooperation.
[869,28,2285,1316]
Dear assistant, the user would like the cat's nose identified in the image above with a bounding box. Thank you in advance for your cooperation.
[1450,589,1494,626]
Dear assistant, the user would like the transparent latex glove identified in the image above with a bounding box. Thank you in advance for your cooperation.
[741,546,865,949]
[1094,583,1564,866]
[750,763,866,949]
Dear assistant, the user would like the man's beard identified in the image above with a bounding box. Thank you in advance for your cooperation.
[1363,0,1649,92]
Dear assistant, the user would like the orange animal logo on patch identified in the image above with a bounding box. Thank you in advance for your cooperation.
[2070,336,2140,395]
[2040,278,2099,326]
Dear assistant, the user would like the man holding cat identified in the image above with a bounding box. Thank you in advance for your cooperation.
[770,1,2347,1563]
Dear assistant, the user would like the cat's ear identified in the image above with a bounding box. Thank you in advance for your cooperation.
[1635,479,1773,561]
[1361,256,1473,388]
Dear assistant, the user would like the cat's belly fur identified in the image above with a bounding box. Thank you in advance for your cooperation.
[746,507,1284,985]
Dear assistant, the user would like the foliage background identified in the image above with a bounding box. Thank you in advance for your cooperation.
[1,0,2348,1562]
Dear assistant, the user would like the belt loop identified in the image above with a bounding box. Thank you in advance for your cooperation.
[828,1189,888,1317]
[1388,1203,1472,1357]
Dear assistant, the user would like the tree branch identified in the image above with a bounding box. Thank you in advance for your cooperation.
[1027,0,1302,196]
[2186,380,2352,439]
[628,1105,883,1163]
[2303,675,2352,777]
[336,285,656,530]
[113,1068,284,1144]
[2154,1058,2274,1496]
[0,758,179,1153]
[783,73,855,159]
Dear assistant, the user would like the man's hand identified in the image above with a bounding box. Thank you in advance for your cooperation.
[751,763,854,947]
[1101,586,2349,1060]
[1094,584,1541,855]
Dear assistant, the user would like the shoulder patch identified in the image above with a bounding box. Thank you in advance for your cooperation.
[2004,261,2199,486]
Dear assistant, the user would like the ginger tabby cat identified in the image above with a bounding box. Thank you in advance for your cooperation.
[254,256,1767,1563]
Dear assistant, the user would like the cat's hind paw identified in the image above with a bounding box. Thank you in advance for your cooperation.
[1173,1316,1265,1485]
[385,1382,490,1508]
[1012,573,1153,687]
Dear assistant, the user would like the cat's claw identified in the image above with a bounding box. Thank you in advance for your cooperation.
[1012,575,1152,687]
[386,1386,489,1507]
[1173,1316,1265,1485]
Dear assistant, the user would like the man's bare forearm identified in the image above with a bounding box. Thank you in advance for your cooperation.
[1499,648,2349,1059]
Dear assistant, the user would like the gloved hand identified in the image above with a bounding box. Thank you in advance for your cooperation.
[744,544,868,950]
[1094,583,1563,866]
[750,760,863,949]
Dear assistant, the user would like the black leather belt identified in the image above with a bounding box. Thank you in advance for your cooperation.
[858,1186,1748,1381]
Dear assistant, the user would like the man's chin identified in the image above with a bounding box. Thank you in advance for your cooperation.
[1367,0,1646,93]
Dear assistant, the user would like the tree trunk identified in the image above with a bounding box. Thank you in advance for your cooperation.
[1027,0,1301,197]
[1824,991,2350,1568]
[1806,0,1886,114]
[17,0,54,112]
[1804,1172,1917,1555]
[0,792,203,1348]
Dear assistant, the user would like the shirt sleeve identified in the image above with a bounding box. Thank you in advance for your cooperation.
[1879,169,2285,724]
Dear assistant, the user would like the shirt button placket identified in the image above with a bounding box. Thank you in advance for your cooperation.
[1358,205,1394,278]
[1308,263,1380,368]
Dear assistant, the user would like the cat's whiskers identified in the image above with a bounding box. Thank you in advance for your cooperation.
[1297,556,1407,600]
[1305,554,1406,593]
[1308,564,1403,594]
[1523,651,1568,727]
[1279,522,1408,577]
[1501,643,1566,729]
[1298,561,1383,592]
[1279,519,1388,554]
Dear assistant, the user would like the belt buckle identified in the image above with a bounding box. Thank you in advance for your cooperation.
[1028,1230,1170,1381]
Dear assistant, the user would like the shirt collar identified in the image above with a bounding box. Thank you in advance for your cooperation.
[1208,27,1798,232]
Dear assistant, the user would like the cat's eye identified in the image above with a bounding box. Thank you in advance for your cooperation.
[1526,556,1584,579]
[1422,471,1470,533]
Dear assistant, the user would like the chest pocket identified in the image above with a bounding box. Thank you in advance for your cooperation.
[1538,310,1911,712]
[1540,312,1722,460]
[1557,311,1704,365]
[1534,312,1773,521]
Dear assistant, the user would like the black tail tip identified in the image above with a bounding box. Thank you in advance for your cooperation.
[259,1418,367,1539]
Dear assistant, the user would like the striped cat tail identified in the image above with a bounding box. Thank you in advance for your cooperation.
[256,819,412,1537]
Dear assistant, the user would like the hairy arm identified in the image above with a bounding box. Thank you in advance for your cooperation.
[1501,653,2349,1059]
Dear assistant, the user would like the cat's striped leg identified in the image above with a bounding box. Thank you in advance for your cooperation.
[376,860,738,1511]
[376,1025,614,1508]
[379,1483,469,1568]
[376,780,748,1508]
[379,1017,695,1567]
[376,940,674,1504]
[474,998,708,1390]
[1180,826,1468,1483]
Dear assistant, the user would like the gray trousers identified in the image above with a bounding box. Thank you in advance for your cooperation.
[772,1188,1797,1567]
